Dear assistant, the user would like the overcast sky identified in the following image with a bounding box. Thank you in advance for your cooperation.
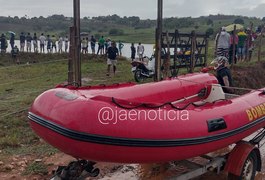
[0,0,265,19]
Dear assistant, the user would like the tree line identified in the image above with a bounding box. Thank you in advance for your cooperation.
[0,14,264,39]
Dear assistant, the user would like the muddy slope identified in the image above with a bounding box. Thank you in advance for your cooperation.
[232,61,265,89]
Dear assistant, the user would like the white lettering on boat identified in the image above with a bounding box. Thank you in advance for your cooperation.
[97,107,190,125]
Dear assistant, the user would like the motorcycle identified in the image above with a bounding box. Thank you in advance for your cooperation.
[131,56,155,82]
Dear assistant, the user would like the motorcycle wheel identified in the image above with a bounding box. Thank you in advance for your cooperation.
[134,69,146,82]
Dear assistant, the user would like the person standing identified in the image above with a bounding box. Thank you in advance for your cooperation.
[46,35,52,53]
[246,28,255,61]
[81,37,87,54]
[118,40,124,56]
[26,33,32,52]
[51,35,57,53]
[137,42,145,61]
[58,36,63,53]
[0,34,8,53]
[10,33,15,50]
[90,35,96,54]
[33,33,38,53]
[20,32,26,52]
[64,36,69,52]
[11,45,20,64]
[131,43,136,61]
[229,30,238,64]
[237,29,247,62]
[98,36,105,55]
[85,37,89,54]
[215,27,230,59]
[39,33,46,53]
[105,38,111,54]
[106,41,119,76]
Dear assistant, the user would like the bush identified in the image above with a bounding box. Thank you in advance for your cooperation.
[234,18,244,24]
[206,28,214,36]
[109,28,124,36]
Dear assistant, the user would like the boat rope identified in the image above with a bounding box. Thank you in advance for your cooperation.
[111,88,208,110]
[111,97,208,110]
[112,97,207,111]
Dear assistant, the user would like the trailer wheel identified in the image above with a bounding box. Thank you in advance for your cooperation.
[227,151,257,180]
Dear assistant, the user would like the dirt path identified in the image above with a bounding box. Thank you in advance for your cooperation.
[1,150,265,180]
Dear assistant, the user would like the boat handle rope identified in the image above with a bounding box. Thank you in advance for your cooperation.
[111,97,208,110]
[111,88,208,110]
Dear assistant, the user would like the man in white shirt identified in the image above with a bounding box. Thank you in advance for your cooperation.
[137,42,145,61]
[39,33,46,53]
[215,27,230,59]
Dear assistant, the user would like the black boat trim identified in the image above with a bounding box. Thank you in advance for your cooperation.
[28,112,265,147]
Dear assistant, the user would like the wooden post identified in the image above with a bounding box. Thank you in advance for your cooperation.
[231,25,236,66]
[163,31,170,78]
[155,0,163,81]
[204,34,209,67]
[257,26,264,62]
[68,26,75,84]
[257,35,262,62]
[215,28,221,57]
[190,31,196,73]
[73,0,81,86]
[173,29,178,76]
[246,22,253,62]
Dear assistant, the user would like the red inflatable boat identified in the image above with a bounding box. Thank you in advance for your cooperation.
[28,73,265,163]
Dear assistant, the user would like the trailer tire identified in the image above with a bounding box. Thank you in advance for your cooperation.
[227,150,257,180]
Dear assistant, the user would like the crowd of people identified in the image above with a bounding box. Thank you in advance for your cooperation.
[0,32,69,55]
[213,26,262,92]
[81,36,127,57]
[18,32,69,53]
[215,26,258,64]
[0,31,147,77]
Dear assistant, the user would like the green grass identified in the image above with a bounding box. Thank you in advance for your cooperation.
[23,161,48,176]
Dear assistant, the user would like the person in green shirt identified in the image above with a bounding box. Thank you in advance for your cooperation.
[237,29,247,62]
[98,36,105,55]
[51,35,57,53]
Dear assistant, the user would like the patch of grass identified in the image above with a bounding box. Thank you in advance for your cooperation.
[4,143,58,157]
[23,161,48,176]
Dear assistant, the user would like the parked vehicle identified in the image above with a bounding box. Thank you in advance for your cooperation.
[131,55,155,82]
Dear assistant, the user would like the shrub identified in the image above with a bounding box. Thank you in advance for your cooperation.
[109,28,124,36]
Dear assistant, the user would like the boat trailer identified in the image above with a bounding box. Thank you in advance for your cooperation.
[51,129,265,180]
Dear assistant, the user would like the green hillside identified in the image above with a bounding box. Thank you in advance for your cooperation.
[0,14,264,44]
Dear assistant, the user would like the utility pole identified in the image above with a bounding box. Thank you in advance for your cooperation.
[155,0,163,81]
[68,0,81,86]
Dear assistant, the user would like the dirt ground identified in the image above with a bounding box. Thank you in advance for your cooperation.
[1,150,265,180]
